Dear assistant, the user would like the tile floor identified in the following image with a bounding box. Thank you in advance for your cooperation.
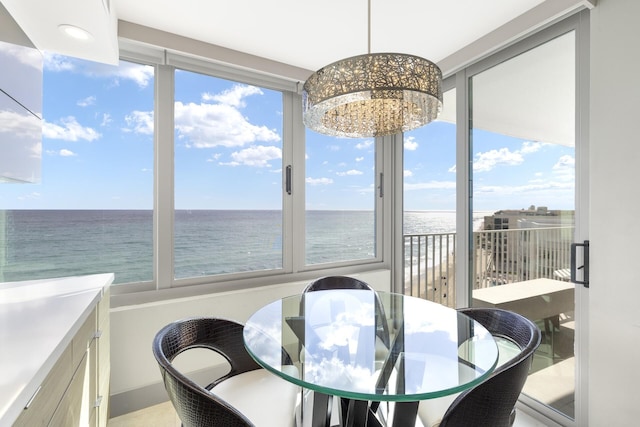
[107,401,552,427]
[108,402,180,427]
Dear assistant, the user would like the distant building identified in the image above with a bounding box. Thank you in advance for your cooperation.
[477,206,574,284]
[484,205,575,231]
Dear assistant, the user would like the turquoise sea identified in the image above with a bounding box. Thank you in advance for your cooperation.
[0,210,485,285]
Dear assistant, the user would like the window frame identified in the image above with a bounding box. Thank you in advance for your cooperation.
[110,44,390,300]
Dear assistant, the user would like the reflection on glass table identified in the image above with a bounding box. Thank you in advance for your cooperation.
[243,290,499,427]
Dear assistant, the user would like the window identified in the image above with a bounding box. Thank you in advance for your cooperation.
[1,49,386,290]
[469,31,576,418]
[402,88,457,304]
[0,56,154,284]
[173,70,284,279]
[305,130,378,266]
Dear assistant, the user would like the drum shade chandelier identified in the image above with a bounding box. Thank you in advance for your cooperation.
[302,0,443,138]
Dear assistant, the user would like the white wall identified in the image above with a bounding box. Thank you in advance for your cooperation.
[589,0,640,424]
[109,270,390,415]
[109,1,640,422]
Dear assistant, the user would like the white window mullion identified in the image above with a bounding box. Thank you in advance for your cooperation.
[290,92,306,273]
[455,70,471,310]
[282,91,299,273]
[388,133,403,294]
[154,63,175,289]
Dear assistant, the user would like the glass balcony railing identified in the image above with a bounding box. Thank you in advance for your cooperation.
[403,226,576,418]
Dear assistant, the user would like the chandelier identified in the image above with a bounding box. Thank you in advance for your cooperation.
[302,1,443,138]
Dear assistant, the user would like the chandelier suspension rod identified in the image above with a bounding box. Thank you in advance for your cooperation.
[301,0,443,138]
[367,0,371,54]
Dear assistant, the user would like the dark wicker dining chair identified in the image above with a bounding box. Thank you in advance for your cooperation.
[302,276,391,426]
[419,307,541,427]
[152,317,299,427]
[303,275,391,348]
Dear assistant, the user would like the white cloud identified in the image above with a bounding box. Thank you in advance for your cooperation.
[124,111,154,135]
[116,62,154,88]
[306,177,334,185]
[59,149,76,157]
[77,96,96,107]
[355,140,374,150]
[1,44,44,70]
[221,145,282,167]
[0,110,40,139]
[553,154,575,170]
[336,169,363,176]
[355,157,364,162]
[404,170,413,177]
[202,85,262,108]
[44,53,154,88]
[474,148,523,172]
[474,140,545,172]
[475,180,574,195]
[174,100,280,148]
[520,141,543,153]
[166,84,281,149]
[207,153,223,162]
[404,181,456,191]
[100,113,112,127]
[43,53,75,72]
[404,136,419,151]
[17,192,41,201]
[552,154,575,181]
[43,117,101,142]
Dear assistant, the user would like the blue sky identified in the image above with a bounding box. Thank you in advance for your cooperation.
[403,122,576,212]
[1,52,576,212]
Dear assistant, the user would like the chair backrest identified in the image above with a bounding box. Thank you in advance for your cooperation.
[152,317,263,427]
[303,276,392,419]
[303,275,391,348]
[303,275,374,292]
[438,308,541,427]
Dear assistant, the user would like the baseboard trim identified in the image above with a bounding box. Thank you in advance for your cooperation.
[109,367,220,418]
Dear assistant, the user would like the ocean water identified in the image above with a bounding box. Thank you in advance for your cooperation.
[0,210,485,285]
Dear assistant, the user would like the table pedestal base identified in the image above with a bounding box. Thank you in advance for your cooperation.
[309,392,418,427]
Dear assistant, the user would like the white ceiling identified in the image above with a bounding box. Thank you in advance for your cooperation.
[0,0,586,73]
[438,30,576,147]
[114,0,547,72]
[1,0,590,146]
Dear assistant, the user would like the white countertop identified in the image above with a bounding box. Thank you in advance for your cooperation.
[0,273,114,426]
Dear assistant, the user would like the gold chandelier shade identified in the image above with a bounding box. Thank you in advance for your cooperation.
[302,52,443,138]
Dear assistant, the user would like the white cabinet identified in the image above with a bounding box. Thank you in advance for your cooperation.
[0,274,113,427]
[13,291,110,427]
[0,40,42,184]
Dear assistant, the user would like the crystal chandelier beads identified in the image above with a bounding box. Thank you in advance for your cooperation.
[302,53,443,138]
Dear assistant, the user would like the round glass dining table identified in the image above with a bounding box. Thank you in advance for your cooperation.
[243,289,499,427]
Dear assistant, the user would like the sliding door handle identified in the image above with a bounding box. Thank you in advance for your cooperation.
[285,165,292,195]
[570,240,589,288]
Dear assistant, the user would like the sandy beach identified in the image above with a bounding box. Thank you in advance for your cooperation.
[404,254,457,308]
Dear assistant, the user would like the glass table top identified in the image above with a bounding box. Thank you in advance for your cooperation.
[243,290,499,402]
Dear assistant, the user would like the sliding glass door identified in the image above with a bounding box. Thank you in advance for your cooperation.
[469,29,578,422]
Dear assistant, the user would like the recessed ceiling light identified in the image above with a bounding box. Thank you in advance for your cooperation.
[58,24,94,41]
